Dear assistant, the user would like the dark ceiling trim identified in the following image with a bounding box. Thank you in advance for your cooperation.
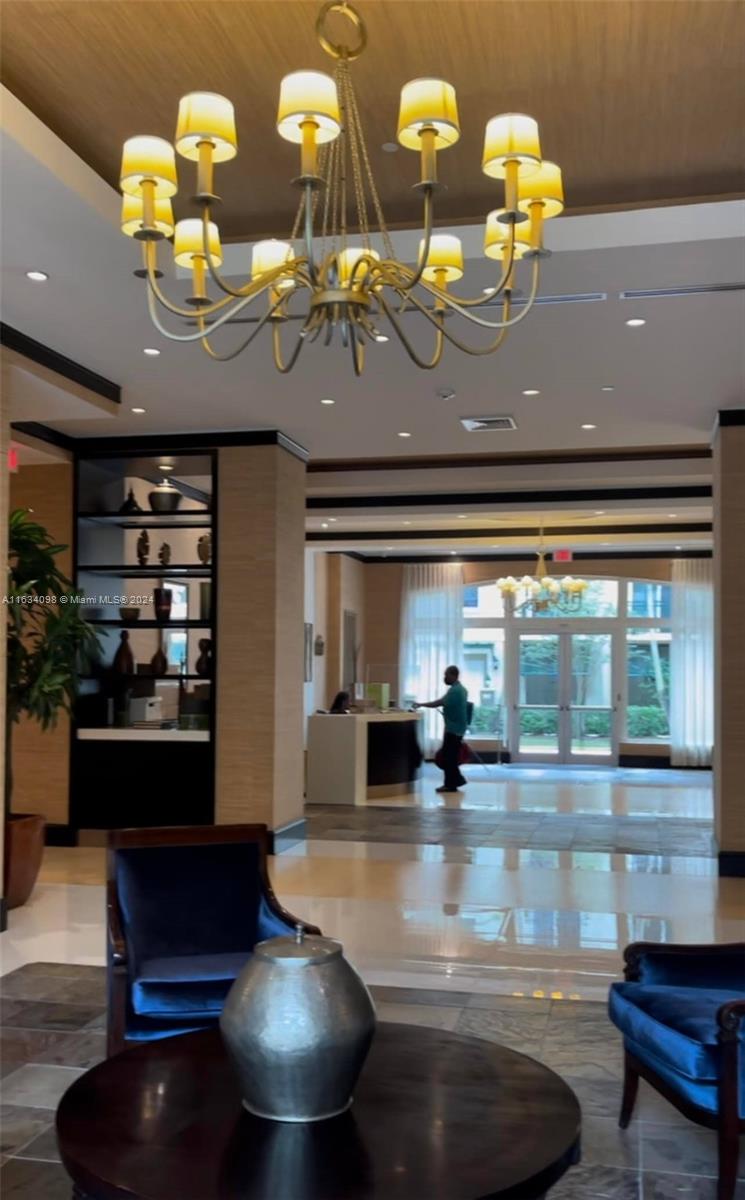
[344,550,713,564]
[1,323,121,405]
[307,520,712,543]
[307,485,712,510]
[308,445,712,473]
[11,421,76,452]
[52,429,309,462]
[718,410,745,427]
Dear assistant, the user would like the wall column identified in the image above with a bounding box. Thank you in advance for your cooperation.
[215,443,306,832]
[712,410,745,876]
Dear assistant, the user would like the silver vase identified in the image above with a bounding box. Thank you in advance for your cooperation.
[219,926,376,1123]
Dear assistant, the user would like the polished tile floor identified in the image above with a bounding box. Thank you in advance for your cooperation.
[2,766,741,1006]
[1,963,742,1200]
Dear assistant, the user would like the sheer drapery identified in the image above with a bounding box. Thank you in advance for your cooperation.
[399,562,464,755]
[670,559,714,767]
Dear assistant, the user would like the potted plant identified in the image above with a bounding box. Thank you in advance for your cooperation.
[5,508,99,909]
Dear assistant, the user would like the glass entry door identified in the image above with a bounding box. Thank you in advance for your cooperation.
[515,631,617,763]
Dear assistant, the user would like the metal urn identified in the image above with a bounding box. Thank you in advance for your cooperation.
[220,926,376,1123]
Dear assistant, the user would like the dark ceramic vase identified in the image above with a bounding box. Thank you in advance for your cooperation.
[112,630,134,674]
[153,588,172,623]
[148,480,182,513]
[150,646,168,676]
[195,638,213,677]
[119,488,142,515]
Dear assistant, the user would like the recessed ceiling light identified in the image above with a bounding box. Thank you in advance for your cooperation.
[329,517,338,523]
[522,389,540,396]
[143,347,161,357]
[403,521,411,526]
[320,397,335,405]
[458,514,467,519]
[398,431,412,438]
[626,318,646,327]
[131,407,146,414]
[594,510,606,515]
[668,513,677,518]
[26,270,48,282]
[374,333,389,343]
[321,522,329,529]
[437,387,456,401]
[385,546,394,551]
[382,142,399,153]
[581,423,597,430]
[675,545,682,551]
[601,385,615,392]
[450,550,458,556]
[482,287,496,296]
[158,464,173,472]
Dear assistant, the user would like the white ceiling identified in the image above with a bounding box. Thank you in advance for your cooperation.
[2,87,744,462]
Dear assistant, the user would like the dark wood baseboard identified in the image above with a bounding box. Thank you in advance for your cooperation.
[0,897,7,933]
[45,824,79,847]
[718,851,745,878]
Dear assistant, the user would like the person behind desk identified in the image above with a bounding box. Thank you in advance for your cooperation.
[415,665,469,793]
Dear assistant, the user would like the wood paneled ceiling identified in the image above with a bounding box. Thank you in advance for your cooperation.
[2,0,744,240]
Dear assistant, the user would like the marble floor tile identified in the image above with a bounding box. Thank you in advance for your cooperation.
[642,1172,745,1199]
[582,1115,641,1170]
[455,1007,548,1054]
[375,1002,463,1030]
[369,985,472,1007]
[0,999,105,1032]
[0,972,105,1006]
[635,1081,695,1128]
[465,992,552,1013]
[539,1042,625,1082]
[0,1107,54,1157]
[0,1158,72,1200]
[34,1030,106,1069]
[1,1064,84,1109]
[547,1162,642,1198]
[559,1075,623,1120]
[0,1030,74,1077]
[13,1126,61,1164]
[641,1124,745,1180]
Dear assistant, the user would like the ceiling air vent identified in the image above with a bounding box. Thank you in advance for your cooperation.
[461,415,517,432]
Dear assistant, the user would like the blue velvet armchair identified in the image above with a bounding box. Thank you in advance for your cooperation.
[107,825,320,1056]
[609,941,745,1200]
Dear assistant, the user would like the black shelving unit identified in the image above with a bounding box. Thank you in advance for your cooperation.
[71,450,217,831]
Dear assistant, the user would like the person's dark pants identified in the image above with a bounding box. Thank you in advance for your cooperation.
[441,732,466,790]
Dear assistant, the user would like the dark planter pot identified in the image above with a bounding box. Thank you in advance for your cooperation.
[153,588,173,623]
[4,813,46,910]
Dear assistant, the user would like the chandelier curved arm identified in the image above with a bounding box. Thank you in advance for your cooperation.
[196,295,289,361]
[395,187,434,294]
[198,209,310,298]
[144,241,245,320]
[395,286,512,356]
[418,255,541,330]
[350,327,366,376]
[377,291,445,369]
[145,279,265,342]
[272,318,308,374]
[388,219,517,310]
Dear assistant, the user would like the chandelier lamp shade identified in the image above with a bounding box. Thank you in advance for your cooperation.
[498,530,588,614]
[119,1,565,374]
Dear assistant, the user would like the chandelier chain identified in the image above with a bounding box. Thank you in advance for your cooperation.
[342,62,395,260]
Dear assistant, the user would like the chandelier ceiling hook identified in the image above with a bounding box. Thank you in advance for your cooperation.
[316,1,368,62]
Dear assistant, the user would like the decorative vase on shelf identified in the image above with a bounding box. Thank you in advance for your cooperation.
[158,542,172,567]
[197,532,212,565]
[112,630,135,675]
[199,582,212,621]
[119,488,142,515]
[195,638,213,678]
[153,587,172,623]
[150,644,168,677]
[220,927,376,1123]
[148,479,182,513]
[136,530,150,567]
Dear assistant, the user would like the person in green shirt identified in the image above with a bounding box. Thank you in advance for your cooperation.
[416,665,469,793]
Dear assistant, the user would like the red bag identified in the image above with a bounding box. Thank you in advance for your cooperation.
[434,742,473,769]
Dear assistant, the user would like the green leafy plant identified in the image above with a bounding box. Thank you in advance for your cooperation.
[5,508,100,821]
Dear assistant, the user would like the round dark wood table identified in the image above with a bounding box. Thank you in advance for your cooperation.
[56,1023,581,1200]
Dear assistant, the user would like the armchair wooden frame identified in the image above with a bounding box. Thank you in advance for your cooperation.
[618,941,745,1200]
[107,824,320,1057]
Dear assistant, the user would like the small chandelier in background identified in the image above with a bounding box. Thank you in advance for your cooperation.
[119,1,565,374]
[498,530,588,614]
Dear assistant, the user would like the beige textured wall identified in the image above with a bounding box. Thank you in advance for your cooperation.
[324,554,365,704]
[214,445,306,831]
[9,463,74,824]
[713,422,745,855]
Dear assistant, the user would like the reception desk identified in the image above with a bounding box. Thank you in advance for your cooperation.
[306,712,423,806]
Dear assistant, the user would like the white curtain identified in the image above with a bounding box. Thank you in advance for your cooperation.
[670,559,714,767]
[399,562,464,755]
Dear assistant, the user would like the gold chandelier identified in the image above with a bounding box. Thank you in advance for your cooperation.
[498,530,588,614]
[119,1,565,375]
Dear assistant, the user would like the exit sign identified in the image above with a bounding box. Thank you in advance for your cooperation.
[553,549,573,563]
[8,447,19,473]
